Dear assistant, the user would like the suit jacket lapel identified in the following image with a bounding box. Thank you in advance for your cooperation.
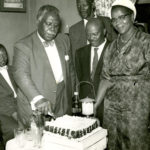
[0,70,14,93]
[94,40,110,77]
[78,20,87,46]
[86,45,92,77]
[33,32,56,81]
[81,20,87,45]
[33,32,67,84]
[7,66,17,91]
[55,38,66,83]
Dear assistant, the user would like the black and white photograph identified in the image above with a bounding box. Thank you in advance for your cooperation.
[0,0,26,12]
[0,0,150,150]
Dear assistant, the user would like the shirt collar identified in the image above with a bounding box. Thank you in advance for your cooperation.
[0,65,8,71]
[37,31,45,43]
[37,31,55,46]
[92,39,106,50]
[83,19,88,27]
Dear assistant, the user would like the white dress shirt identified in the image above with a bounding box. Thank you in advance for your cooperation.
[84,19,88,27]
[37,32,63,84]
[0,66,17,98]
[90,40,106,73]
[31,32,64,110]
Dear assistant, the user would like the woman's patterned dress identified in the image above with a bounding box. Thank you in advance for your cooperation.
[102,29,150,150]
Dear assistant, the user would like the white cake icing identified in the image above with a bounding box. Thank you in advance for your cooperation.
[44,115,98,139]
[45,115,96,130]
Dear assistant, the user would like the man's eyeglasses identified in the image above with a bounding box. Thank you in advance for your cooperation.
[111,13,131,24]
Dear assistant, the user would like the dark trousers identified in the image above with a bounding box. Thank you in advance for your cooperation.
[54,81,66,117]
[0,115,18,144]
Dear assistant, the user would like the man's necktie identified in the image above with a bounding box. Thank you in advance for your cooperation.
[91,47,99,80]
[43,40,54,47]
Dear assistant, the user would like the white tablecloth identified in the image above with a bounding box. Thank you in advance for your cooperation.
[6,138,107,150]
[6,138,41,150]
[6,128,107,150]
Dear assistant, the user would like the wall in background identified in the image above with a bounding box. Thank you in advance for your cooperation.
[0,1,30,64]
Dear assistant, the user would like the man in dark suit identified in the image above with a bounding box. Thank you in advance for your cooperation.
[13,5,75,127]
[75,18,109,125]
[69,0,94,63]
[0,44,18,144]
[69,0,117,65]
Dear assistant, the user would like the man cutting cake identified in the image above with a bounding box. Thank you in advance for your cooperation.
[13,5,75,127]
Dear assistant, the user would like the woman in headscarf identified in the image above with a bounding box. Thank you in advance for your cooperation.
[95,0,150,149]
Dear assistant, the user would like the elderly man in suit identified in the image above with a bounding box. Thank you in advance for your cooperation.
[75,18,109,125]
[13,5,75,127]
[0,44,18,144]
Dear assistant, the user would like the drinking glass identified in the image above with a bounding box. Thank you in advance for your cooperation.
[14,128,25,147]
[32,127,43,148]
[24,127,33,141]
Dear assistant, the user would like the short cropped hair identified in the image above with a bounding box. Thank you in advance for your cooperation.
[0,44,8,64]
[86,17,105,30]
[37,5,60,22]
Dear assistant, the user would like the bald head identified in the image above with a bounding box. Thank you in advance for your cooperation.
[86,18,106,47]
[86,18,105,31]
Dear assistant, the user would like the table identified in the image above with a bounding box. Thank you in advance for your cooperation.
[6,128,107,150]
[6,129,42,150]
[6,138,41,150]
[42,127,107,150]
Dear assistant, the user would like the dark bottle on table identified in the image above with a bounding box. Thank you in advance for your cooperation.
[72,92,81,116]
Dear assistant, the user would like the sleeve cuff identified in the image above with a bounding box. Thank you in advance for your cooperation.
[30,95,44,110]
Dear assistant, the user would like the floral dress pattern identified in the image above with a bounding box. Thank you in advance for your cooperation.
[102,29,150,150]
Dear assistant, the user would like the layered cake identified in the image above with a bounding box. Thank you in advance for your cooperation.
[42,115,107,150]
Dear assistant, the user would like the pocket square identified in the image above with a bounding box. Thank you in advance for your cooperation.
[65,55,69,61]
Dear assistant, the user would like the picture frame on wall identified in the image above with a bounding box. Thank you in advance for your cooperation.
[0,0,26,12]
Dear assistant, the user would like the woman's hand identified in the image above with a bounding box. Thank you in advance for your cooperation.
[94,102,98,117]
[94,80,113,117]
